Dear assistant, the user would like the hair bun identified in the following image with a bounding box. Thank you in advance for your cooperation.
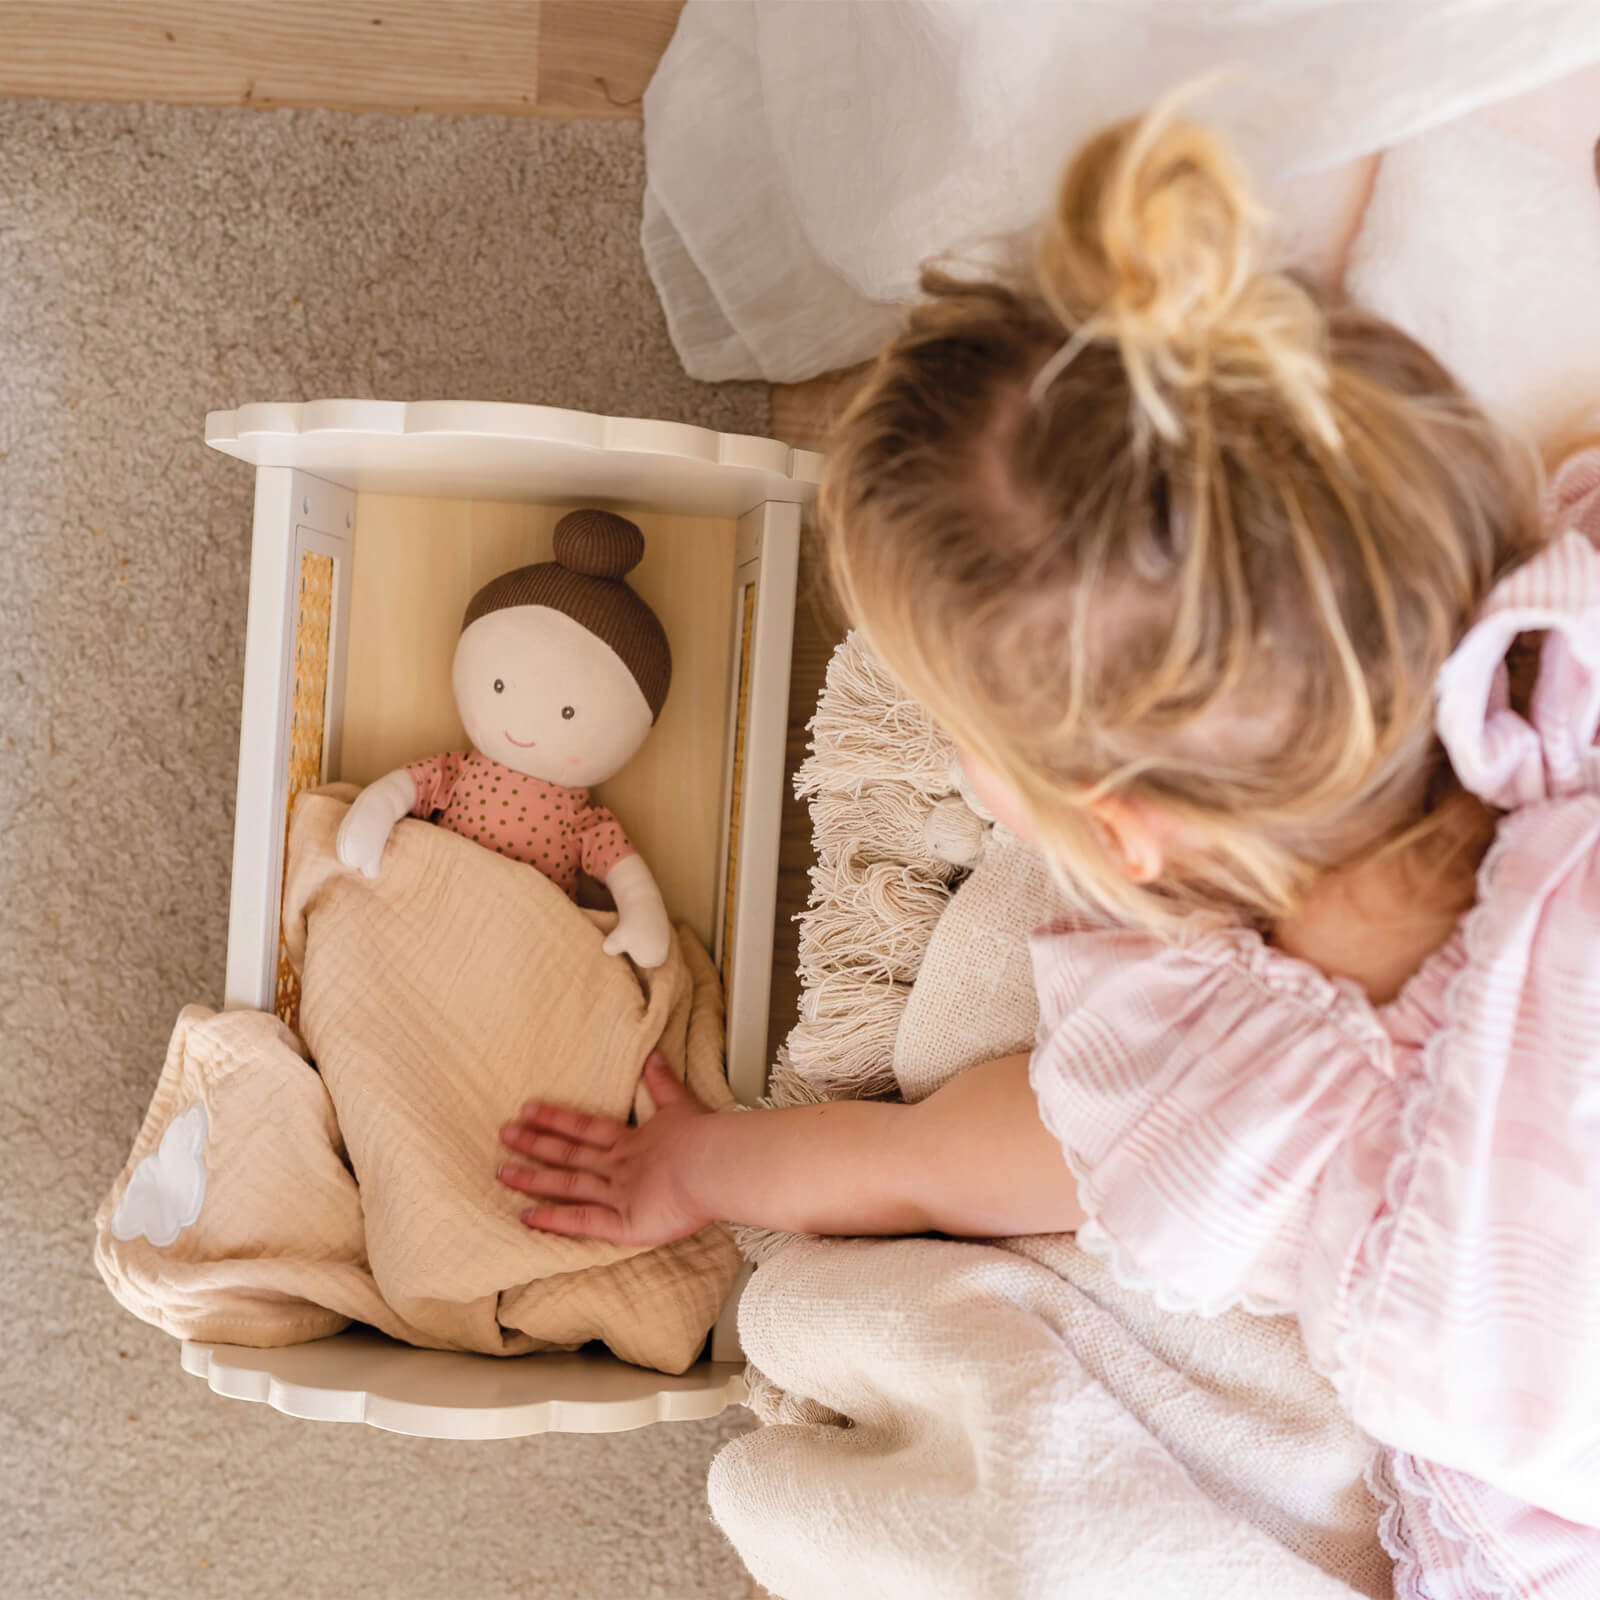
[553,509,645,580]
[1044,108,1261,353]
[1036,95,1336,447]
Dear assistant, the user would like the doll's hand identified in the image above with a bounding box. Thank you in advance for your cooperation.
[497,1053,714,1247]
[336,770,414,879]
[599,854,673,967]
[601,909,672,968]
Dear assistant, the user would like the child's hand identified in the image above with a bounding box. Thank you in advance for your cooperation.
[497,1052,715,1247]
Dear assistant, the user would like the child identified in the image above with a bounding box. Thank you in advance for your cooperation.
[498,104,1599,1596]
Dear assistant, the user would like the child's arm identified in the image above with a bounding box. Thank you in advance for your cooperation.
[680,1052,1084,1239]
[498,1051,1085,1245]
[904,1053,1088,1237]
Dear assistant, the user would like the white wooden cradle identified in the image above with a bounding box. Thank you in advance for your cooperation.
[186,399,819,1437]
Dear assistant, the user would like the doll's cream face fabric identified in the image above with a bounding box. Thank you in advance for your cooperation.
[452,605,653,788]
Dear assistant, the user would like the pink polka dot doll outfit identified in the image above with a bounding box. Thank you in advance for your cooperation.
[1027,448,1600,1599]
[405,751,634,897]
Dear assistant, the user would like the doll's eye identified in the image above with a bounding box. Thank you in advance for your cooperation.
[561,705,576,720]
[493,679,504,694]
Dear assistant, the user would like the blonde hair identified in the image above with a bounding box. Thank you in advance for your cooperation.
[822,99,1543,933]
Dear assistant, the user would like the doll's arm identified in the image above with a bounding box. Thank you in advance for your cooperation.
[335,768,417,879]
[600,853,673,968]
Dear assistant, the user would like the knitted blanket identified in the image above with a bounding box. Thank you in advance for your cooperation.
[708,635,1394,1599]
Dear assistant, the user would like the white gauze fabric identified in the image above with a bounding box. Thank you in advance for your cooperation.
[643,0,1600,382]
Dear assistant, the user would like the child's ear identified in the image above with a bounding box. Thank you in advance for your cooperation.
[1084,796,1165,884]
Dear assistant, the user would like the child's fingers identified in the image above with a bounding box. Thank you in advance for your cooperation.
[641,1050,687,1102]
[512,1100,622,1149]
[498,1161,610,1207]
[498,1126,610,1173]
[518,1203,625,1243]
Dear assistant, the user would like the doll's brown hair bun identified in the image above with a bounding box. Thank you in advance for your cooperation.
[460,508,671,721]
[553,508,645,579]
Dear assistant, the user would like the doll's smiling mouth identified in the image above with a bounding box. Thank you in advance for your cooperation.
[504,731,537,748]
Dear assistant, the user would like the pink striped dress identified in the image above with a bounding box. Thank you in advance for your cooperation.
[1027,450,1600,1599]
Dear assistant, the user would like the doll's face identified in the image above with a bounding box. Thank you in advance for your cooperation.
[452,606,653,787]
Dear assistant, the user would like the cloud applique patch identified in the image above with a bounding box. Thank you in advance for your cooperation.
[112,1101,209,1247]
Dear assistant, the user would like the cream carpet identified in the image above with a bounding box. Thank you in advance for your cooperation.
[0,98,769,1600]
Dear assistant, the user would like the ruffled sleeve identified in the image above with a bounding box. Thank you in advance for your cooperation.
[1027,922,1395,1318]
[1434,448,1600,810]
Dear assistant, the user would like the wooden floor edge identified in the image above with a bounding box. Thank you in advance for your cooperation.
[0,0,686,121]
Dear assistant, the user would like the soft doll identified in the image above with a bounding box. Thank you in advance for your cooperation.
[335,508,674,968]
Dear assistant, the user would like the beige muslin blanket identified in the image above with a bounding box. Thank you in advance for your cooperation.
[95,791,741,1375]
